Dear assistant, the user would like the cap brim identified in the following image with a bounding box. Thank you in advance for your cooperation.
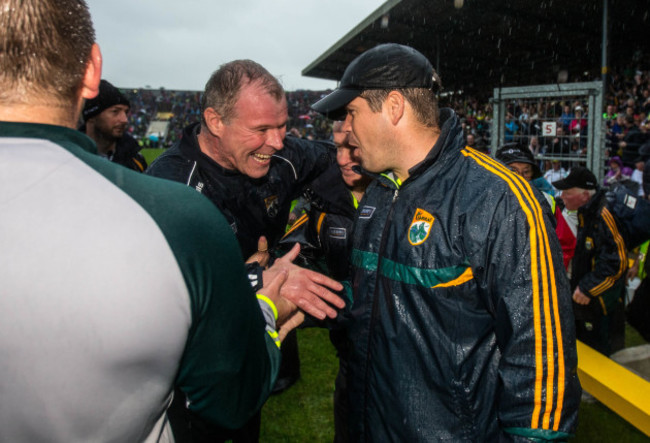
[311,88,362,120]
[552,178,573,190]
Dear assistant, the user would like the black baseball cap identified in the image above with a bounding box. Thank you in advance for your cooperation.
[552,166,599,190]
[495,143,542,179]
[83,80,130,121]
[311,43,440,119]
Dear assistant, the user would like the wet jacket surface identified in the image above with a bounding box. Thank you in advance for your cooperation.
[346,109,581,442]
[282,164,359,281]
[113,133,147,172]
[146,123,333,257]
[571,189,627,310]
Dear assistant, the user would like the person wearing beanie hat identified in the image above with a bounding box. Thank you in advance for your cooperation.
[604,155,632,186]
[312,43,580,441]
[82,79,147,172]
[553,166,628,356]
[495,142,541,181]
[495,142,559,220]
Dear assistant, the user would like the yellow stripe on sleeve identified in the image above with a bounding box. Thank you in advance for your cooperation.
[462,148,565,430]
[588,208,627,296]
[282,213,309,237]
[316,212,327,236]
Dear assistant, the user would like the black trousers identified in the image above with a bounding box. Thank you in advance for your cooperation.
[168,331,300,442]
[627,275,650,342]
[574,295,625,356]
[272,329,301,393]
[168,388,261,443]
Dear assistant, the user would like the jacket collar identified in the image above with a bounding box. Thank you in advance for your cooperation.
[357,107,463,188]
[178,122,267,181]
[307,163,358,216]
[407,108,463,179]
[580,188,605,216]
[0,121,97,154]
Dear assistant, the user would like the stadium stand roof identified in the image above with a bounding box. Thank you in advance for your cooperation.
[302,0,649,96]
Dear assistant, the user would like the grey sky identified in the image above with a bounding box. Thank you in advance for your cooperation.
[86,0,385,92]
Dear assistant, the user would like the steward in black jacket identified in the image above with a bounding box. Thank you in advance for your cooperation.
[571,188,627,355]
[147,123,333,258]
[147,122,336,442]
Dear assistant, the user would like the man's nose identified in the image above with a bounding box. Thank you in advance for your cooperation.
[342,115,352,133]
[267,128,284,150]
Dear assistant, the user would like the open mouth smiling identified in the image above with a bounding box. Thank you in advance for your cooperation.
[252,153,272,163]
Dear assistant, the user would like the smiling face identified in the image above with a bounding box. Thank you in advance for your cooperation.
[209,80,288,179]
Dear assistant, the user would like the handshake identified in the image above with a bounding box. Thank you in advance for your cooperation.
[247,237,345,341]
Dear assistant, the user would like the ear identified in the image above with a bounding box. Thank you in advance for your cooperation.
[203,107,225,137]
[80,43,102,100]
[385,91,405,125]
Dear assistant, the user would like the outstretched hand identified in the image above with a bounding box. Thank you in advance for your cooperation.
[278,311,305,342]
[258,268,294,326]
[264,243,345,320]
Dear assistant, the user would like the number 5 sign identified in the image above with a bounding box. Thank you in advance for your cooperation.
[542,122,557,137]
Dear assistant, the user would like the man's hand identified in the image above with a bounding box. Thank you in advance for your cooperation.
[257,269,297,327]
[246,236,270,268]
[278,311,306,342]
[572,287,591,305]
[264,243,345,320]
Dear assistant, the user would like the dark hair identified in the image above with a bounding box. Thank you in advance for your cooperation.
[0,0,95,106]
[201,60,285,125]
[360,86,440,129]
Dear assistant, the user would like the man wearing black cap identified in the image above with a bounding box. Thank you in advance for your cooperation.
[553,167,628,356]
[312,43,580,441]
[82,79,147,172]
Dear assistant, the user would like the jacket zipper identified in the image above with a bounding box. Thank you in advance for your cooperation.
[362,187,399,439]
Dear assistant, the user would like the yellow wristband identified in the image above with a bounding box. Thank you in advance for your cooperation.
[256,294,278,321]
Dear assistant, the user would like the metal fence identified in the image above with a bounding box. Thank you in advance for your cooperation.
[490,81,605,182]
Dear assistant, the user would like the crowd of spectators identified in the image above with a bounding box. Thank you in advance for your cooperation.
[122,88,333,148]
[444,66,650,180]
[120,67,650,182]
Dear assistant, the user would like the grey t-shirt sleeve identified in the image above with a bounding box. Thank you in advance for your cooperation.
[117,170,282,428]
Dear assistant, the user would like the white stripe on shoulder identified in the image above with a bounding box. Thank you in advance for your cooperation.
[272,154,297,180]
[186,161,198,186]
